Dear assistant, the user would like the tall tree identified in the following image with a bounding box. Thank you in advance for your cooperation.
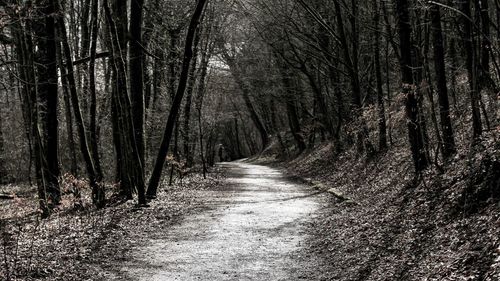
[373,0,388,151]
[55,0,105,207]
[459,0,483,139]
[223,53,270,151]
[34,0,61,209]
[129,0,146,170]
[88,0,103,180]
[276,55,306,152]
[104,0,146,205]
[430,3,456,159]
[147,0,209,199]
[0,108,5,182]
[182,25,202,167]
[394,0,428,172]
[333,0,373,154]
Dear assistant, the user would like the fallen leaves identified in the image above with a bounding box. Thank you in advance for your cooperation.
[0,168,226,280]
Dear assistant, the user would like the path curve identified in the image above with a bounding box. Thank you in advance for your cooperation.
[123,161,324,280]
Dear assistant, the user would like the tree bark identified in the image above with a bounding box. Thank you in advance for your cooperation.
[277,58,306,152]
[10,7,41,208]
[129,0,145,171]
[430,3,456,159]
[79,0,92,120]
[0,107,5,183]
[394,0,428,172]
[34,0,61,208]
[334,0,373,155]
[146,0,208,199]
[194,37,212,179]
[55,0,105,207]
[373,0,388,151]
[459,0,483,139]
[104,0,145,204]
[57,40,78,176]
[182,26,202,167]
[88,0,103,180]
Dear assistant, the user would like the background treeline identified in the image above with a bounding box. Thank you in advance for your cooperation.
[0,0,498,215]
[211,0,498,169]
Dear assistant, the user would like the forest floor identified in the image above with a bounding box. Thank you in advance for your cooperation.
[257,131,500,280]
[1,134,498,281]
[0,167,228,280]
[1,162,330,281]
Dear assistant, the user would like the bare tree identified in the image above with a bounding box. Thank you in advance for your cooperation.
[147,0,209,199]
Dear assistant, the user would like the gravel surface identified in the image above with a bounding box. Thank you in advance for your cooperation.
[117,161,327,281]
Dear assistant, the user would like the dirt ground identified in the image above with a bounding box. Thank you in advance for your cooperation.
[279,140,500,281]
[102,161,329,281]
[3,145,497,281]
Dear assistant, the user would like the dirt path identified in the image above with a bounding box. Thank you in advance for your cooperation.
[120,161,325,280]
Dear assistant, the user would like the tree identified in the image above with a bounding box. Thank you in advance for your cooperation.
[222,52,270,151]
[104,0,146,204]
[88,0,103,180]
[34,0,61,214]
[394,0,428,172]
[146,0,209,199]
[55,0,105,207]
[182,24,202,167]
[459,0,483,139]
[373,0,388,151]
[129,0,146,170]
[0,108,5,183]
[430,2,456,159]
[276,55,306,152]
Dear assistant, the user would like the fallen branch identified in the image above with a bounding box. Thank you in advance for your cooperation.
[303,178,356,204]
[0,193,15,200]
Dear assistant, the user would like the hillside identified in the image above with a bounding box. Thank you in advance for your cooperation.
[259,131,500,280]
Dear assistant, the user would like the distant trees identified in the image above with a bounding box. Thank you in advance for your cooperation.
[212,0,499,172]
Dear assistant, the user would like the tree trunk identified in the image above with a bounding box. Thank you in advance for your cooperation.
[430,3,456,159]
[57,41,78,176]
[129,0,146,204]
[146,0,208,199]
[88,0,103,180]
[0,108,5,183]
[104,0,145,204]
[459,0,483,139]
[277,59,306,152]
[449,37,458,108]
[224,56,269,151]
[334,0,373,155]
[394,0,428,172]
[194,37,211,178]
[129,0,145,171]
[34,0,61,208]
[55,0,105,207]
[373,0,388,151]
[182,26,202,167]
[79,0,92,120]
[10,7,40,204]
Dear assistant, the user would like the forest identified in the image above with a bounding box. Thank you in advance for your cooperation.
[0,0,499,280]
